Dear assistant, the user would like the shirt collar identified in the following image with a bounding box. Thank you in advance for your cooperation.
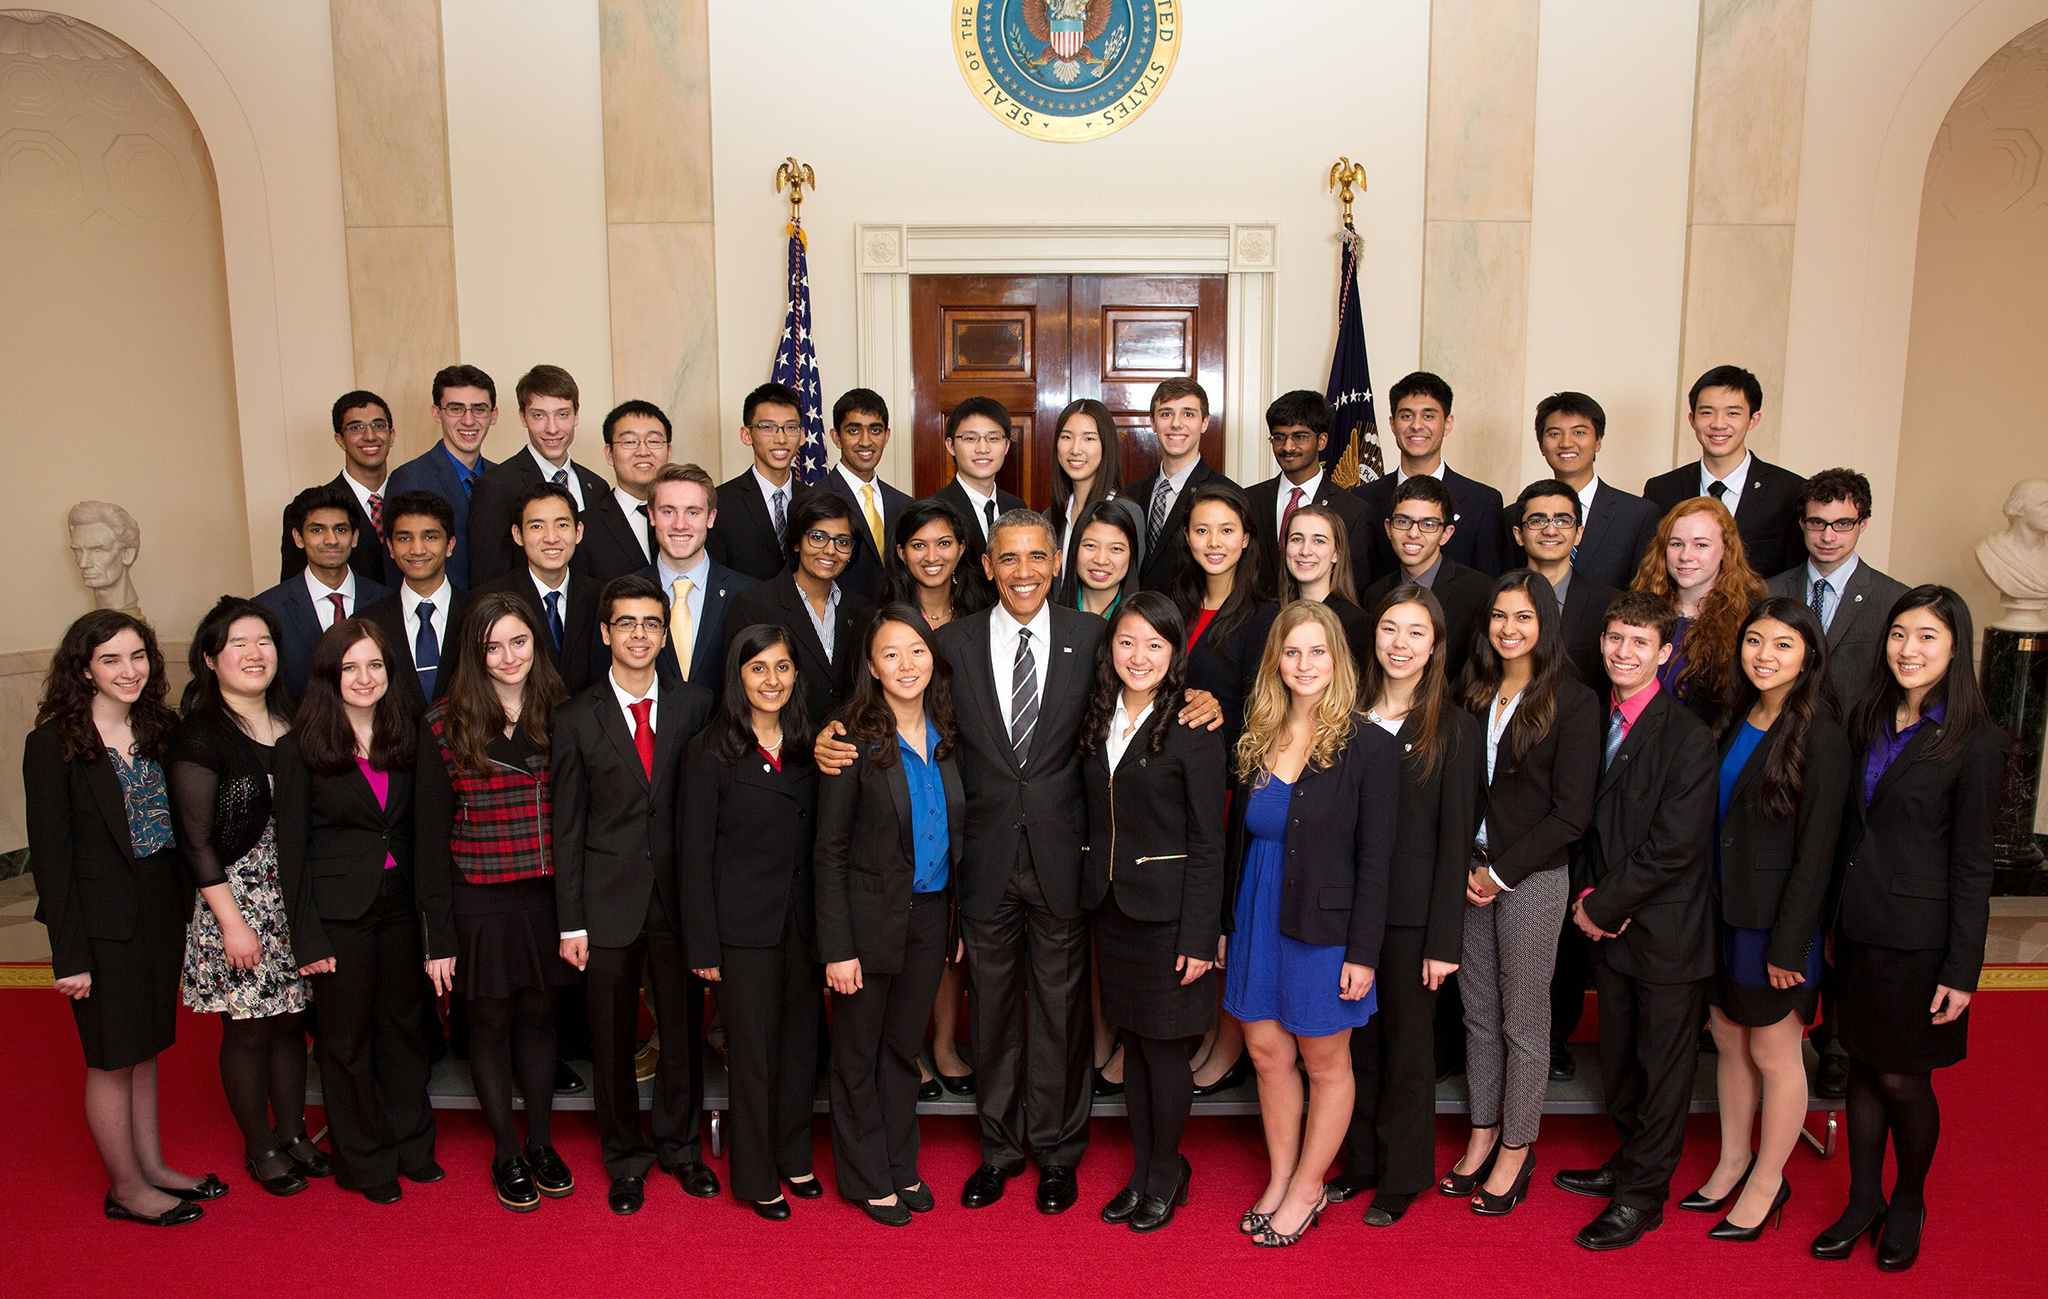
[610,669,657,712]
[1611,677,1662,729]
[530,567,569,599]
[1283,468,1323,501]
[1808,552,1860,592]
[658,550,710,591]
[1411,554,1445,589]
[835,462,876,488]
[1111,693,1155,736]
[303,566,356,604]
[752,464,793,499]
[1396,460,1448,485]
[526,443,570,478]
[1550,566,1573,608]
[399,579,451,620]
[1159,459,1199,494]
[1701,451,1753,496]
[1577,475,1601,513]
[897,718,940,762]
[991,599,1052,649]
[614,486,649,518]
[438,441,482,482]
[955,477,996,509]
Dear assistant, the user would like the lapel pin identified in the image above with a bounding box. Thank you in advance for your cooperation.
[1853,594,1863,603]
[1062,646,1072,653]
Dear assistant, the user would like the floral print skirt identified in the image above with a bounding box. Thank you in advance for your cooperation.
[182,822,310,1019]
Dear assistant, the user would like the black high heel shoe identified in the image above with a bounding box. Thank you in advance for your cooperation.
[243,1149,309,1197]
[1471,1146,1536,1216]
[1708,1176,1790,1241]
[936,1067,976,1096]
[1877,1205,1924,1272]
[1093,1043,1125,1098]
[1811,1200,1886,1260]
[104,1193,202,1226]
[1680,1152,1756,1213]
[1251,1194,1326,1248]
[1438,1128,1500,1197]
[1191,1050,1251,1098]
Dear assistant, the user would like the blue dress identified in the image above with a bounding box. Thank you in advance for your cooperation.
[1713,722,1822,1026]
[1223,773,1376,1037]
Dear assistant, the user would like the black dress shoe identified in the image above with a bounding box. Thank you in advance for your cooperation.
[1101,1186,1142,1224]
[104,1193,202,1226]
[1811,1200,1885,1260]
[1548,1047,1577,1082]
[1680,1153,1755,1213]
[1365,1190,1418,1226]
[786,1174,823,1199]
[1092,1069,1125,1098]
[493,1157,540,1212]
[918,1076,942,1101]
[1877,1204,1925,1272]
[1816,1054,1850,1099]
[1036,1165,1078,1215]
[898,1180,935,1213]
[552,1059,587,1095]
[608,1175,645,1215]
[961,1163,1009,1208]
[156,1173,228,1202]
[937,1068,976,1096]
[244,1150,309,1198]
[1129,1158,1190,1233]
[670,1160,720,1199]
[1323,1171,1376,1204]
[1191,1052,1251,1098]
[1553,1164,1618,1198]
[751,1196,792,1221]
[360,1181,403,1205]
[1576,1203,1661,1251]
[528,1145,574,1197]
[861,1197,913,1227]
[403,1160,446,1184]
[281,1135,333,1178]
[1708,1177,1791,1241]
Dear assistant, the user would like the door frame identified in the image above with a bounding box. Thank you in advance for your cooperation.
[854,222,1279,492]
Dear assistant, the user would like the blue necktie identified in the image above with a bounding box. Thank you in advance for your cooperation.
[414,600,439,698]
[1810,577,1829,627]
[460,472,473,500]
[1603,708,1625,770]
[543,589,563,651]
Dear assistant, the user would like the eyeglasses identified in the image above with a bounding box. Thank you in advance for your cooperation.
[1268,430,1319,446]
[1800,516,1862,534]
[607,616,667,634]
[750,421,804,438]
[436,403,492,419]
[611,434,669,452]
[803,530,856,553]
[951,433,1010,450]
[342,419,392,435]
[1519,513,1578,533]
[1387,515,1446,534]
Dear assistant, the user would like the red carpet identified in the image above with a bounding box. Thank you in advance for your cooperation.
[4,992,2040,1298]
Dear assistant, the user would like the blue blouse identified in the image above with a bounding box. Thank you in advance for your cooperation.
[108,749,174,856]
[1717,722,1821,987]
[897,722,949,894]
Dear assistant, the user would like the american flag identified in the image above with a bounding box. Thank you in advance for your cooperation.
[773,220,827,486]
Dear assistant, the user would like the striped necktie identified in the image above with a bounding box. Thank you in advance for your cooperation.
[1010,629,1039,764]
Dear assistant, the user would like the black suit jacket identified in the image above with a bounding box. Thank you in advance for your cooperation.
[1223,721,1400,965]
[278,472,396,588]
[1384,710,1486,963]
[1503,481,1661,590]
[1127,460,1236,593]
[466,449,613,586]
[724,574,876,726]
[1766,559,1910,721]
[1325,594,1374,674]
[1081,716,1228,958]
[933,605,1105,921]
[820,466,913,600]
[1187,601,1279,758]
[273,734,416,967]
[1477,679,1600,889]
[467,568,601,696]
[254,573,391,704]
[1555,570,1622,699]
[1835,720,2004,990]
[1353,466,1507,578]
[1571,688,1718,983]
[359,587,470,711]
[1361,556,1491,681]
[578,488,654,584]
[1246,473,1377,592]
[1717,712,1850,971]
[550,675,713,949]
[637,559,757,692]
[929,477,1026,576]
[707,470,793,582]
[1642,455,1806,580]
[679,733,819,966]
[813,738,965,974]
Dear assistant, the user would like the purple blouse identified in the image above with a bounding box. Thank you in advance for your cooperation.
[1862,700,1944,807]
[356,756,398,870]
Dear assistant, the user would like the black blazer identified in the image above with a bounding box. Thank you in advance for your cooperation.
[1383,710,1486,963]
[637,559,758,692]
[724,574,876,726]
[1127,460,1236,593]
[1555,571,1622,700]
[578,488,654,584]
[1081,716,1227,959]
[550,675,713,948]
[707,470,793,582]
[273,734,416,967]
[929,477,1026,575]
[820,466,913,600]
[1186,600,1279,758]
[933,605,1105,921]
[1246,473,1377,592]
[1478,680,1600,889]
[278,471,396,588]
[467,568,601,696]
[466,449,614,587]
[385,444,493,590]
[1717,712,1850,971]
[1503,481,1661,590]
[254,572,392,704]
[1361,555,1491,681]
[813,736,965,973]
[1571,688,1718,984]
[1353,466,1507,578]
[1223,721,1401,966]
[1325,594,1374,675]
[1643,455,1806,580]
[1835,720,2004,990]
[679,733,819,966]
[1766,559,1910,721]
[359,586,470,710]
[22,726,179,979]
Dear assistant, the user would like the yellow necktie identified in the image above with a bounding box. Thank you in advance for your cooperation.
[861,483,885,552]
[670,576,694,678]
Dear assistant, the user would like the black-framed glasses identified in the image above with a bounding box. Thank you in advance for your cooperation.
[1519,512,1578,532]
[342,419,392,435]
[750,420,804,437]
[1800,516,1862,534]
[1387,515,1445,534]
[803,530,856,553]
[607,616,667,634]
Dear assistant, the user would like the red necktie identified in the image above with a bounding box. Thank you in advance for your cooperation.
[327,593,347,627]
[630,698,655,780]
[367,492,383,532]
[1282,485,1304,539]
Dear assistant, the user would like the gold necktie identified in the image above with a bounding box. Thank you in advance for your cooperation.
[670,576,694,678]
[861,483,885,552]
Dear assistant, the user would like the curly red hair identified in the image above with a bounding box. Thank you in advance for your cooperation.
[1629,497,1766,708]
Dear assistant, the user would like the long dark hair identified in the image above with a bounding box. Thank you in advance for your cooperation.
[182,596,291,725]
[1065,495,1145,608]
[293,618,419,775]
[1046,398,1122,538]
[830,604,959,768]
[1722,598,1827,821]
[1080,591,1189,757]
[1166,480,1271,659]
[1848,584,1993,765]
[1457,570,1571,770]
[441,592,564,773]
[1358,583,1451,778]
[886,498,991,616]
[36,610,176,763]
[706,623,813,765]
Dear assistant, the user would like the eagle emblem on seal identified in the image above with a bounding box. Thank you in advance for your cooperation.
[1015,0,1123,85]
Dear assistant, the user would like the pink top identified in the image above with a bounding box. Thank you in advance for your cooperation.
[356,757,397,870]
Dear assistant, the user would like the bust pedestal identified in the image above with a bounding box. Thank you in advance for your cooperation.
[1983,627,2048,894]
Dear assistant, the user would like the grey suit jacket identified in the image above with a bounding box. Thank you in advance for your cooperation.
[1767,558,1910,721]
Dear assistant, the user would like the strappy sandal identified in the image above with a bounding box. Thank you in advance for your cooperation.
[1252,1194,1326,1248]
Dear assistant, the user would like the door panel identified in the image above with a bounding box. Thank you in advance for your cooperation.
[1069,275,1226,487]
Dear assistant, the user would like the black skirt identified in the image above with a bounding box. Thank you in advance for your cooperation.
[453,877,578,1001]
[1709,969,1819,1029]
[71,847,185,1070]
[1835,936,1968,1073]
[1094,888,1213,1040]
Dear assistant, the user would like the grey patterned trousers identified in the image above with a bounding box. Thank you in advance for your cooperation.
[1461,864,1568,1146]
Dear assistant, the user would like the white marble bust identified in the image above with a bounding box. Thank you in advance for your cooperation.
[1976,478,2048,632]
[67,500,142,617]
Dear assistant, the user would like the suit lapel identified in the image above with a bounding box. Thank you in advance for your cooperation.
[596,687,651,788]
[884,752,915,858]
[775,577,835,682]
[85,755,136,859]
[955,617,1012,771]
[695,569,736,672]
[1579,489,1618,563]
[734,476,778,553]
[650,682,685,786]
[1869,718,1940,809]
[1036,614,1087,767]
[1826,564,1873,653]
[590,489,645,564]
[1596,693,1663,801]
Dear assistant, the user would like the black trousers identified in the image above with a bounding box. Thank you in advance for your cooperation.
[829,892,949,1201]
[586,890,702,1179]
[1347,925,1439,1195]
[719,915,820,1202]
[1550,913,1594,1053]
[308,870,436,1189]
[1593,957,1707,1212]
[959,838,1090,1170]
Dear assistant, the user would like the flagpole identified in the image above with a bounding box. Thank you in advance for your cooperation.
[772,158,827,487]
[1323,156,1383,488]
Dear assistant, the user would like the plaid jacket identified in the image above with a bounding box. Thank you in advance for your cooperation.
[426,706,552,884]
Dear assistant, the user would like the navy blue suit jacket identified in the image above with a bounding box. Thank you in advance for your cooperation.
[386,443,492,590]
[255,573,390,704]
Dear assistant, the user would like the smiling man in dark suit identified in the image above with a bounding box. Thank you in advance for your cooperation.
[1766,468,1910,720]
[928,396,1027,572]
[1501,392,1661,588]
[1245,389,1375,591]
[385,364,498,589]
[465,365,612,586]
[1642,365,1806,579]
[641,462,755,692]
[1510,479,1621,699]
[467,481,600,694]
[1360,476,1492,680]
[579,399,674,583]
[709,382,807,582]
[256,484,389,701]
[1126,378,1235,593]
[359,490,467,710]
[1353,372,1506,578]
[818,388,912,600]
[279,390,400,588]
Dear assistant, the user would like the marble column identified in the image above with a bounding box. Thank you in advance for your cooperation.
[329,0,461,461]
[598,0,721,470]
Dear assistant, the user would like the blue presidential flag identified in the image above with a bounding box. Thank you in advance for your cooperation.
[773,220,827,486]
[1323,223,1384,488]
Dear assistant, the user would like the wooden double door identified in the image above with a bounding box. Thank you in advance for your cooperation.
[909,274,1227,505]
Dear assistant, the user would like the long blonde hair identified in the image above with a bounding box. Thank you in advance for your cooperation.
[1235,599,1360,782]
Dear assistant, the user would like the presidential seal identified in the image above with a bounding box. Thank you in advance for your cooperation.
[953,1,1181,143]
